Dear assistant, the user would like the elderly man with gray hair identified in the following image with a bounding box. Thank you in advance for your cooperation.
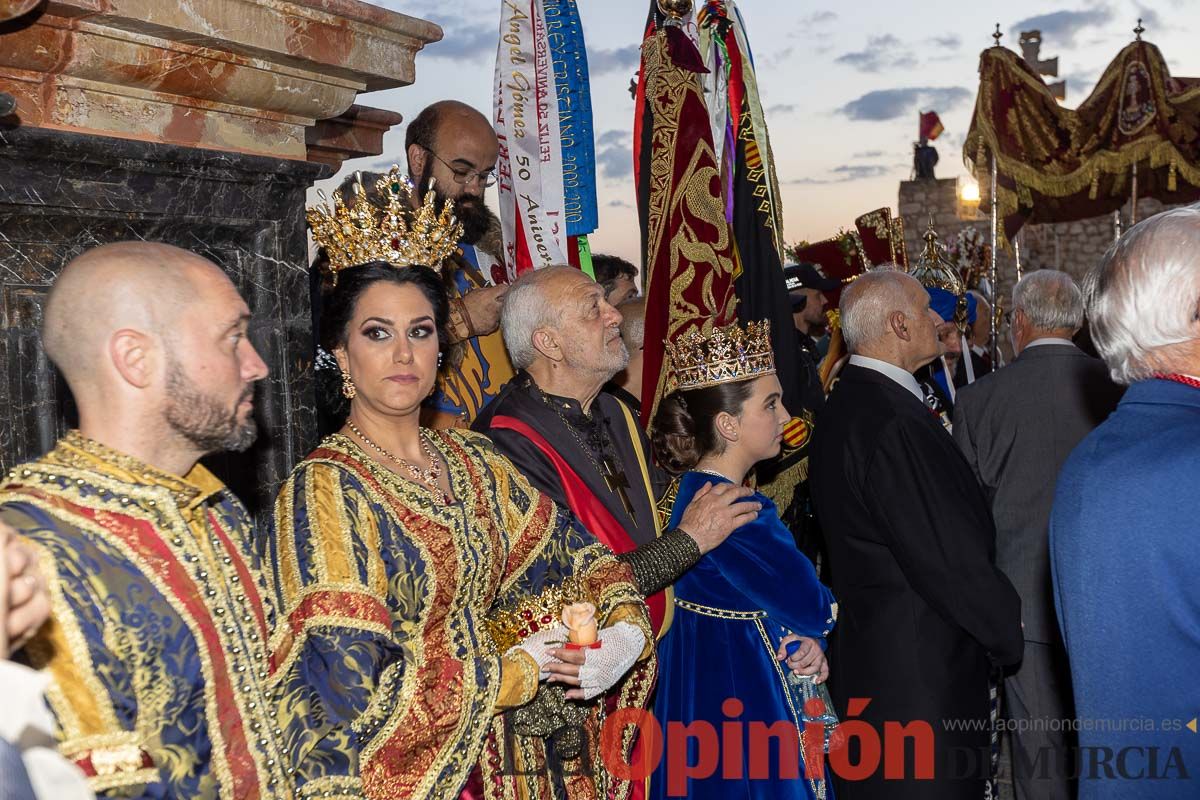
[954,269,1123,799]
[1051,207,1200,800]
[810,268,1022,800]
[473,265,768,628]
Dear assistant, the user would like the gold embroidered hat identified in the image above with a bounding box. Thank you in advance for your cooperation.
[306,164,463,282]
[665,319,776,391]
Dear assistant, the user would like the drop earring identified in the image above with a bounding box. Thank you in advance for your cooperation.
[341,370,357,399]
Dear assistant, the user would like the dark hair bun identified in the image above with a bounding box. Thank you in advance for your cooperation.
[651,393,703,474]
[650,380,757,476]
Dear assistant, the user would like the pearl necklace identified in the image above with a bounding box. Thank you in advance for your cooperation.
[694,466,737,483]
[347,421,449,502]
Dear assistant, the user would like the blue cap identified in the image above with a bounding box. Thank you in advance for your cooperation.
[926,286,977,325]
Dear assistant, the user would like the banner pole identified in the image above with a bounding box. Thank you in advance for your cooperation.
[989,151,999,367]
[1130,160,1139,226]
[1014,229,1022,284]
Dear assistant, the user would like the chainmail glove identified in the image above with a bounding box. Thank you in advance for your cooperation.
[509,623,568,679]
[575,622,646,700]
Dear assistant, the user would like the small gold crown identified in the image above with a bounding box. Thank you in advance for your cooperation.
[665,320,776,391]
[306,165,464,281]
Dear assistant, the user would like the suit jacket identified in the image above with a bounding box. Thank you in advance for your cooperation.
[811,364,1023,799]
[1051,378,1200,799]
[954,349,992,387]
[953,343,1123,643]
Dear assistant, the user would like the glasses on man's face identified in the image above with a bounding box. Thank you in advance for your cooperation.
[425,148,497,188]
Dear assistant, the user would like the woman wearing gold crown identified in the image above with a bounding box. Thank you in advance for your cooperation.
[267,170,654,800]
[649,319,838,800]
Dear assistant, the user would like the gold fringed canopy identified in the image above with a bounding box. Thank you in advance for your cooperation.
[964,39,1200,246]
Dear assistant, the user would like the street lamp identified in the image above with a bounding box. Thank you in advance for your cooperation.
[957,176,981,220]
[959,177,980,203]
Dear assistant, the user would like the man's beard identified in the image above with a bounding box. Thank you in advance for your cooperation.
[164,359,258,454]
[570,337,629,382]
[417,160,493,245]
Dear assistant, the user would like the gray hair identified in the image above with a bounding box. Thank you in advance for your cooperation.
[840,267,915,352]
[1011,270,1083,331]
[618,297,647,350]
[1084,205,1200,384]
[500,265,575,369]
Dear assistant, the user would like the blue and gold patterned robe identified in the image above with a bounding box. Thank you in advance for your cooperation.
[268,430,652,800]
[0,432,294,799]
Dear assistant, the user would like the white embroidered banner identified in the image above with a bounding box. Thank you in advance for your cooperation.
[494,0,568,278]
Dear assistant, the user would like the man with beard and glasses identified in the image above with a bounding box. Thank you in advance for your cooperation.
[0,242,297,799]
[404,100,515,428]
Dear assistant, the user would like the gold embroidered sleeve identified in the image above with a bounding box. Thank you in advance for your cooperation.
[496,650,539,710]
[616,527,701,596]
[0,507,159,795]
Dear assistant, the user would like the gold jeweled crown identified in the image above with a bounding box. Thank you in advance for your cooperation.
[665,320,776,391]
[306,165,464,281]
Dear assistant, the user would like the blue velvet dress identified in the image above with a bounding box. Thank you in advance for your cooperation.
[651,471,837,800]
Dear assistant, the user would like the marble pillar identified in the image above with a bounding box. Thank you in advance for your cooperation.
[0,0,440,518]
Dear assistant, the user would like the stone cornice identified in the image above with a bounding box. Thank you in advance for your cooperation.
[0,0,439,160]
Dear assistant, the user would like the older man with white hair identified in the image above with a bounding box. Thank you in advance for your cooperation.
[1051,207,1200,799]
[955,270,1123,799]
[810,268,1023,800]
[473,266,763,622]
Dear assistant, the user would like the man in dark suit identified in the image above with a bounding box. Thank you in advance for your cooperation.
[954,270,1123,799]
[811,269,1023,800]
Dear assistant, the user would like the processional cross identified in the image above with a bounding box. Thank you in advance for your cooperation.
[1019,29,1066,101]
[601,455,635,517]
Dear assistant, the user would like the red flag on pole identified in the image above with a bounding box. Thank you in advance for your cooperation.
[919,110,944,141]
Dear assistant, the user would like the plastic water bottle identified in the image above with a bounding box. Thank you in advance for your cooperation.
[785,640,839,752]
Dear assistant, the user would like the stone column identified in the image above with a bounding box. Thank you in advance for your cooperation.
[0,0,440,517]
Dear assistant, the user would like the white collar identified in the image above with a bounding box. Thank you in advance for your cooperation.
[848,354,925,403]
[1024,337,1076,350]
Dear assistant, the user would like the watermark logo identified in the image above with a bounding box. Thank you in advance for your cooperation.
[587,698,1195,795]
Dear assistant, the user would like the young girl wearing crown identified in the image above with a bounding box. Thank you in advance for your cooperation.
[649,319,838,800]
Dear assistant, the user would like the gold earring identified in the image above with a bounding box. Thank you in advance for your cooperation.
[341,370,357,399]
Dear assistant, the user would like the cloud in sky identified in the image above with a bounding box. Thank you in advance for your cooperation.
[929,34,961,49]
[802,11,837,26]
[589,45,640,75]
[937,132,967,157]
[421,14,496,61]
[853,150,886,159]
[1134,7,1161,31]
[1010,7,1114,48]
[835,34,917,73]
[596,129,633,180]
[837,86,972,121]
[788,164,893,185]
[1059,69,1100,98]
[596,129,626,148]
[761,46,796,68]
[767,103,797,115]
